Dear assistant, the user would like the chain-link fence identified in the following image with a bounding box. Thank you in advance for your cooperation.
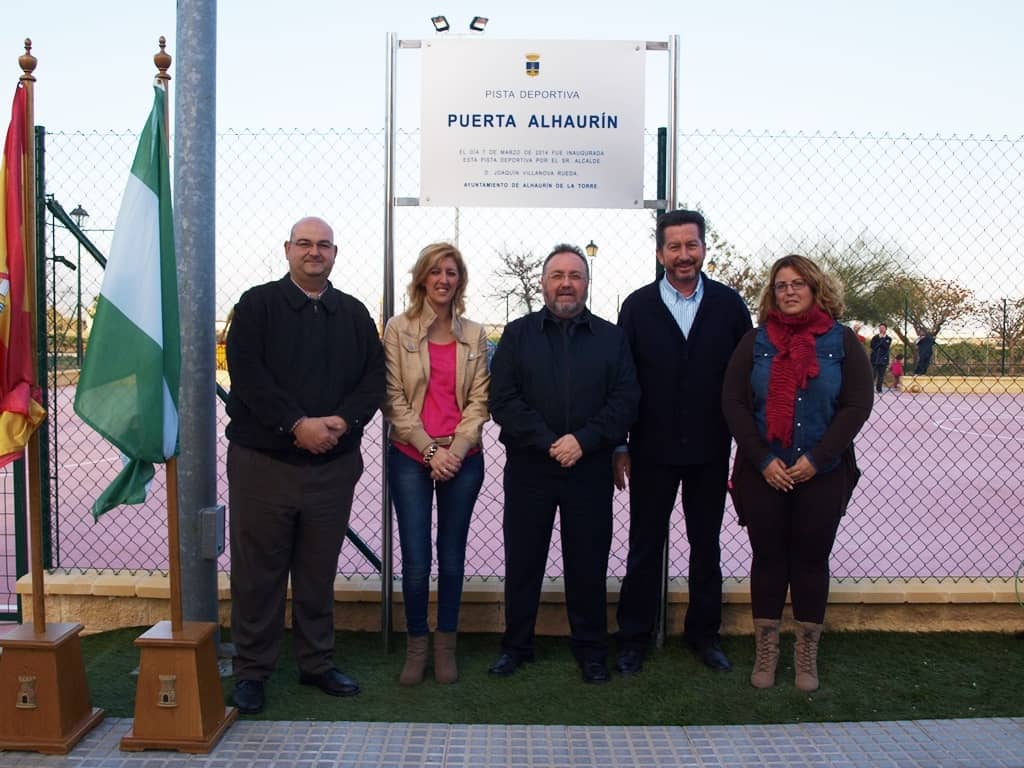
[3,126,1022,617]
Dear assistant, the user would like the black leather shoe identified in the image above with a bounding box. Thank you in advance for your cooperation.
[694,642,733,672]
[488,652,532,676]
[232,679,265,714]
[299,668,361,697]
[581,660,611,684]
[616,648,644,676]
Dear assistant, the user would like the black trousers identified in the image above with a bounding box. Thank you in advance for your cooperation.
[500,452,613,663]
[873,363,887,392]
[616,458,728,650]
[744,467,845,624]
[228,443,363,681]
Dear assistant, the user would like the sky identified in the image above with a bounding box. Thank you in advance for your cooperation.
[4,0,1023,135]
[7,0,1023,328]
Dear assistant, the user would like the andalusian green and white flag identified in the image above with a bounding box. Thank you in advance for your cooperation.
[74,85,180,519]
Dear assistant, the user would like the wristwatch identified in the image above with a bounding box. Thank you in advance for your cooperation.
[422,443,439,464]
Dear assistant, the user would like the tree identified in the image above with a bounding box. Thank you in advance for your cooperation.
[704,224,764,308]
[864,276,975,368]
[979,297,1024,361]
[491,248,543,318]
[803,235,909,325]
[687,204,763,308]
[899,276,976,338]
[47,306,77,353]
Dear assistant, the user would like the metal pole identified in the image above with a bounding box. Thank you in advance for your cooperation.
[50,229,56,396]
[381,32,398,651]
[174,3,220,626]
[666,35,679,212]
[589,257,594,308]
[75,240,82,365]
[69,205,87,366]
[1002,298,1007,376]
[655,35,680,650]
[34,127,53,572]
[655,127,666,281]
[904,295,910,369]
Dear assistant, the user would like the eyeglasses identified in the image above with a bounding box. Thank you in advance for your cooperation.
[291,239,334,252]
[773,279,809,293]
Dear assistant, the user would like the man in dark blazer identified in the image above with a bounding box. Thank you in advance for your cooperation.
[488,244,640,684]
[613,209,752,675]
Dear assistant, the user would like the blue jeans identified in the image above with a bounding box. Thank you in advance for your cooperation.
[388,446,484,635]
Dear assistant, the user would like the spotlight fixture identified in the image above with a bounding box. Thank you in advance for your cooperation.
[431,15,450,32]
[469,16,488,31]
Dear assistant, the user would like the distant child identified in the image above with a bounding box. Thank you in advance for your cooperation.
[890,354,904,392]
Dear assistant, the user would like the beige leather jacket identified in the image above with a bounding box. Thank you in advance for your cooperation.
[382,305,490,459]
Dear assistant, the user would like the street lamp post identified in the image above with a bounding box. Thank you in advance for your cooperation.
[585,239,598,309]
[70,204,88,366]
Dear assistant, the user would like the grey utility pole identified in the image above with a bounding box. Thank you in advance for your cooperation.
[173,0,221,628]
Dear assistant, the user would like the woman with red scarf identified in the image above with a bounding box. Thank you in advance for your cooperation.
[722,254,873,692]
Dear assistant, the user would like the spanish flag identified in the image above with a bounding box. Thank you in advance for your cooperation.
[0,83,45,468]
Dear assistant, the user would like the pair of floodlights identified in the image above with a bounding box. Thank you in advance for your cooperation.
[431,15,488,32]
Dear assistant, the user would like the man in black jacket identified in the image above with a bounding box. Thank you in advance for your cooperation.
[488,244,640,684]
[225,216,385,713]
[869,323,892,393]
[914,328,935,374]
[614,210,752,675]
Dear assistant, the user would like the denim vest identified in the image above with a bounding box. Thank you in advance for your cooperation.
[750,322,844,473]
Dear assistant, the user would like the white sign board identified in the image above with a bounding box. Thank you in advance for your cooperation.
[420,39,646,209]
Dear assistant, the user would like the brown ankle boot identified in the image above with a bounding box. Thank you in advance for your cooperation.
[400,634,429,686]
[750,618,781,689]
[434,631,458,684]
[794,621,823,692]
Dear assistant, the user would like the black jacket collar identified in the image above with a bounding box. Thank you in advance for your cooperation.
[279,274,340,313]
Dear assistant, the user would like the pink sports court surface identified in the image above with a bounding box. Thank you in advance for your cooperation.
[2,385,1022,612]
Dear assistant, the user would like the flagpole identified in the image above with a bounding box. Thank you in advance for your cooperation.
[17,39,45,634]
[166,458,183,631]
[0,41,106,754]
[119,36,237,752]
[154,36,184,634]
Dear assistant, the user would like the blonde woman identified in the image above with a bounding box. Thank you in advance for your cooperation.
[383,243,489,685]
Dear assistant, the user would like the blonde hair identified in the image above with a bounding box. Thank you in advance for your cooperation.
[756,254,845,324]
[406,242,468,318]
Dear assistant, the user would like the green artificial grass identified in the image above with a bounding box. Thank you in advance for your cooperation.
[81,628,1024,725]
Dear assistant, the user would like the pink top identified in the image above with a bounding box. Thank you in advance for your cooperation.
[890,359,903,376]
[394,341,479,464]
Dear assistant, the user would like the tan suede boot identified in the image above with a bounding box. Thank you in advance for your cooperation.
[750,619,781,689]
[794,621,823,692]
[399,634,429,686]
[434,631,459,684]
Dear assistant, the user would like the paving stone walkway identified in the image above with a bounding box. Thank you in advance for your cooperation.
[1,717,1021,767]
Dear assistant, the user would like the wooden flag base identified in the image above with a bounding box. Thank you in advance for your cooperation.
[119,621,237,753]
[0,622,105,754]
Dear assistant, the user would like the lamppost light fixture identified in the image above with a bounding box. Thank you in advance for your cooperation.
[431,15,450,32]
[69,204,89,225]
[585,240,598,259]
[469,16,488,31]
[706,257,717,274]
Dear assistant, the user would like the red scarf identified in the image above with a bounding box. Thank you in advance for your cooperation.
[764,305,835,447]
